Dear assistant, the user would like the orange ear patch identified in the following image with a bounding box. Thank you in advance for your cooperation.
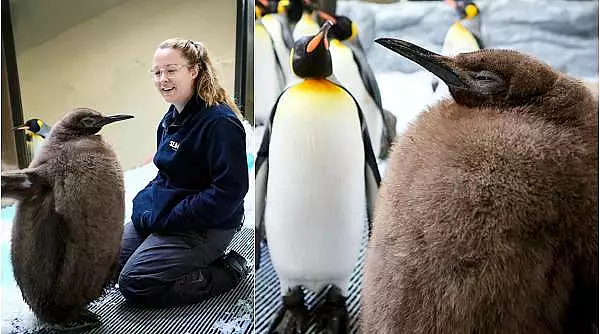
[307,32,323,53]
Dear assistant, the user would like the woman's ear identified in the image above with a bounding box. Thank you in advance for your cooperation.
[190,63,200,79]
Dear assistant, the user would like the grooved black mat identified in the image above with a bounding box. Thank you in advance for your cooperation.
[2,228,255,334]
[254,223,369,334]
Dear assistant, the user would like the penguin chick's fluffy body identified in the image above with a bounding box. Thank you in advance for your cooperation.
[362,39,598,334]
[2,108,132,326]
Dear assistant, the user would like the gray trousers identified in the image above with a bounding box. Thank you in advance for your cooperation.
[118,222,237,306]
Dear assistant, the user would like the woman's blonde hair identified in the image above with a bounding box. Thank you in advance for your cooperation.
[157,38,243,119]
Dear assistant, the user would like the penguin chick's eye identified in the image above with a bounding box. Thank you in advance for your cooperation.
[80,117,97,128]
[471,70,505,94]
[474,71,499,81]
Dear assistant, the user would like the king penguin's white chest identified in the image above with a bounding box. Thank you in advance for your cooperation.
[265,79,366,292]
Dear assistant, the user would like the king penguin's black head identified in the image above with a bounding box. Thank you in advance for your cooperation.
[287,0,314,23]
[292,20,333,79]
[317,12,355,42]
[13,118,53,141]
[256,0,278,17]
[375,38,563,110]
[55,108,134,137]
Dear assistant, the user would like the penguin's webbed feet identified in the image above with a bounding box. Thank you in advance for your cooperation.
[269,286,309,334]
[49,309,101,333]
[314,285,349,334]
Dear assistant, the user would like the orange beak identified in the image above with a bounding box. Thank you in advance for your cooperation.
[306,20,333,53]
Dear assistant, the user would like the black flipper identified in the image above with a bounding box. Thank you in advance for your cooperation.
[347,39,397,159]
[1,168,47,200]
[346,39,382,109]
[274,13,295,51]
[473,32,485,50]
[255,89,288,270]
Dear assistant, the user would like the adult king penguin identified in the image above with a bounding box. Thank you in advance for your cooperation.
[13,118,52,162]
[433,0,483,97]
[319,11,397,159]
[255,21,381,333]
[363,38,598,333]
[2,108,133,331]
[255,0,288,125]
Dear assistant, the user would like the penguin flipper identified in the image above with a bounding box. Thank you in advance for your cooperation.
[254,89,288,270]
[254,157,268,270]
[365,161,379,238]
[275,13,295,50]
[1,168,47,200]
[348,41,397,159]
[473,33,485,50]
[348,40,383,110]
[379,108,397,160]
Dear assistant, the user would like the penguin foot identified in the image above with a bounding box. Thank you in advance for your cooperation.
[268,286,309,334]
[48,310,101,333]
[314,286,349,334]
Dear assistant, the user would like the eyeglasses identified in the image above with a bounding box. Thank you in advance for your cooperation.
[149,64,190,80]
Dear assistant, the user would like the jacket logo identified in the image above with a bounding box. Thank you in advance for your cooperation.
[169,140,180,151]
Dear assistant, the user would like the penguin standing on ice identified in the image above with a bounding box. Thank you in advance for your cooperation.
[255,0,288,125]
[2,108,133,331]
[319,12,397,159]
[255,21,381,333]
[432,0,483,96]
[362,38,598,333]
[13,118,52,162]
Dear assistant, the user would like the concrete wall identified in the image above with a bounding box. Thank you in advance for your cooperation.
[12,0,237,170]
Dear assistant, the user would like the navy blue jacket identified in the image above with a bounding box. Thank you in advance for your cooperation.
[131,96,248,234]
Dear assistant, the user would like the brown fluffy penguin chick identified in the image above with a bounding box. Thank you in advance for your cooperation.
[361,39,598,334]
[1,108,133,330]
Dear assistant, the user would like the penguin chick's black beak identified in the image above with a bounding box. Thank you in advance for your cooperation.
[307,20,333,53]
[375,38,467,89]
[92,114,134,128]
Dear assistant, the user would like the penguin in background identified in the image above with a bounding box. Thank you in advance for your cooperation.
[2,108,133,331]
[255,21,381,333]
[318,11,397,159]
[363,38,598,333]
[291,0,320,41]
[432,0,483,97]
[13,118,52,162]
[255,0,288,126]
[258,0,296,87]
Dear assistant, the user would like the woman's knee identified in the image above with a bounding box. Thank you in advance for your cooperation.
[118,272,165,305]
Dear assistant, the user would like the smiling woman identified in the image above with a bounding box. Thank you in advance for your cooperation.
[117,38,250,308]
